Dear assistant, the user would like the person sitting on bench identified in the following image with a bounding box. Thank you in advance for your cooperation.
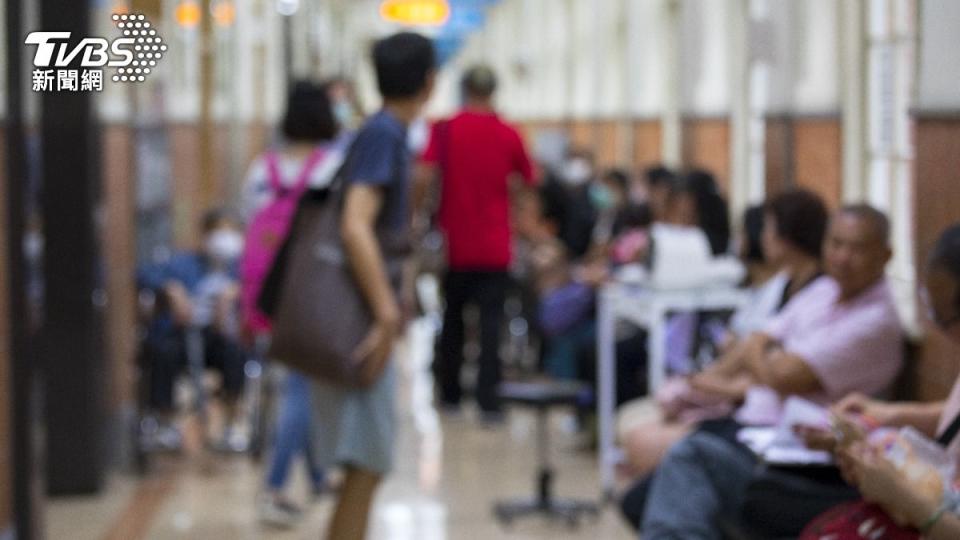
[631,205,905,538]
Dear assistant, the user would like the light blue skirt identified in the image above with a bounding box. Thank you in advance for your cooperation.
[309,362,397,475]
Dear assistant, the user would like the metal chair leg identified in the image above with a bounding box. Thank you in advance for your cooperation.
[493,405,600,528]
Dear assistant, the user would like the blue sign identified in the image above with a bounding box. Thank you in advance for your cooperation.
[434,34,465,65]
[431,0,500,65]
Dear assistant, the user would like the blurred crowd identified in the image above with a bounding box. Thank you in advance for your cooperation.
[129,35,960,540]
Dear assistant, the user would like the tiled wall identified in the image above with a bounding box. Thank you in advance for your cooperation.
[682,117,732,193]
[764,116,843,209]
[764,116,793,197]
[910,114,960,401]
[516,116,845,207]
[168,123,271,248]
[518,119,664,173]
[102,125,137,408]
[792,118,843,209]
[633,120,663,173]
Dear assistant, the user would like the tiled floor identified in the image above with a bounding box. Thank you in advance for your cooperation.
[46,475,140,540]
[48,320,635,539]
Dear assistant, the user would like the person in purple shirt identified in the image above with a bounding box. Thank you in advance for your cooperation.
[635,205,905,539]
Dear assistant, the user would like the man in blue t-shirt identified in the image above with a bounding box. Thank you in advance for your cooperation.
[315,32,435,540]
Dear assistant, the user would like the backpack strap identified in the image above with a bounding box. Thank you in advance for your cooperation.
[264,151,283,193]
[266,147,328,196]
[291,147,327,193]
[327,136,358,196]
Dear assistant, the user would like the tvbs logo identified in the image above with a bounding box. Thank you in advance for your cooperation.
[26,13,166,92]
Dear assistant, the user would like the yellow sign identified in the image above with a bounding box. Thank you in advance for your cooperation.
[175,1,201,28]
[212,1,236,27]
[380,0,450,26]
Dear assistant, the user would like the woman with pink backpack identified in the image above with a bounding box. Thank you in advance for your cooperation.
[239,80,352,528]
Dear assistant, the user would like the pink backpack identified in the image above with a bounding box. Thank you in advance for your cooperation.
[240,148,326,334]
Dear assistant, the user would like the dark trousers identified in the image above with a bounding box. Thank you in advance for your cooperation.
[619,417,858,537]
[436,269,508,412]
[620,418,747,530]
[737,466,858,538]
[143,326,247,412]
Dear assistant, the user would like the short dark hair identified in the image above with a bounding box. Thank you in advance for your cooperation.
[614,203,653,236]
[201,207,241,234]
[373,32,435,99]
[928,223,960,311]
[462,65,497,98]
[742,205,766,263]
[603,168,630,192]
[281,80,338,142]
[674,169,730,256]
[645,165,676,188]
[567,147,595,163]
[839,204,891,246]
[765,189,828,259]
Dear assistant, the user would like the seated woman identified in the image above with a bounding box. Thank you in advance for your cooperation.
[619,189,828,477]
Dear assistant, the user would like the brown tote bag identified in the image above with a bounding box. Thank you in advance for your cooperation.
[265,160,408,388]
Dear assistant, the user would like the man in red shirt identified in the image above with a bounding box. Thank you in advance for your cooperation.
[417,65,536,420]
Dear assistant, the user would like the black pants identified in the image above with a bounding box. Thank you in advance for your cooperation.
[436,269,508,412]
[737,466,858,538]
[142,326,247,412]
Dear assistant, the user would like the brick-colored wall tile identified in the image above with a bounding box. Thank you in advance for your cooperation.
[793,119,842,209]
[911,116,960,400]
[683,117,731,194]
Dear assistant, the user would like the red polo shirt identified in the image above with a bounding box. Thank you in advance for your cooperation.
[421,110,535,270]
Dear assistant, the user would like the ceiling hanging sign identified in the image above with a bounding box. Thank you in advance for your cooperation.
[380,0,451,26]
[433,33,464,65]
[428,0,501,65]
[443,6,484,33]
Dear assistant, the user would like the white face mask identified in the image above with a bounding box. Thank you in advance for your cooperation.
[333,100,354,129]
[206,230,244,264]
[562,158,592,186]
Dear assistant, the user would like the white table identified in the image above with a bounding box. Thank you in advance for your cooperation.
[596,281,748,499]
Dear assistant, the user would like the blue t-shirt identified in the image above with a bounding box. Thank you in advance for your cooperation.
[136,251,239,335]
[342,109,410,231]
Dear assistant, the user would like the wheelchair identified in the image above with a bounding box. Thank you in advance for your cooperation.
[130,287,275,473]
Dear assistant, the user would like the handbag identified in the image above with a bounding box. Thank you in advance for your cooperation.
[263,143,409,387]
[538,282,594,336]
[799,500,919,540]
